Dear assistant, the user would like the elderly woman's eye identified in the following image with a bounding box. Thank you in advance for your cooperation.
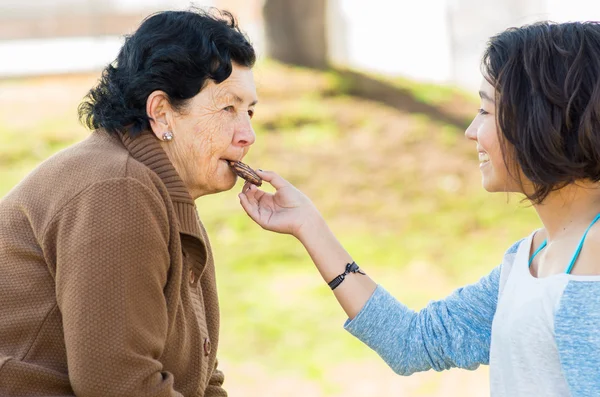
[223,106,234,112]
[248,109,254,119]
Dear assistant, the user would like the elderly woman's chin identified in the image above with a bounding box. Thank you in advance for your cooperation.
[208,168,239,195]
[222,173,239,192]
[193,160,239,196]
[221,159,240,189]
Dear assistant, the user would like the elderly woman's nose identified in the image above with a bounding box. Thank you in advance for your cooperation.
[234,123,256,147]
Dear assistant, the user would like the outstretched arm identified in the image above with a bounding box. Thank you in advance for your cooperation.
[239,170,502,375]
[238,171,376,319]
[343,266,500,375]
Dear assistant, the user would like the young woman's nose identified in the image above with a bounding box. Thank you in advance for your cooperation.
[465,119,478,142]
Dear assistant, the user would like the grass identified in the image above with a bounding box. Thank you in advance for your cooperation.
[0,61,539,396]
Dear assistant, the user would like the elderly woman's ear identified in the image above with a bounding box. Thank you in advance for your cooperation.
[146,90,176,142]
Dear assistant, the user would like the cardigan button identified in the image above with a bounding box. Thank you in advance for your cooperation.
[203,338,211,356]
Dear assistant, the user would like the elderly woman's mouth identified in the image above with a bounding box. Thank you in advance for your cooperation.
[227,160,262,186]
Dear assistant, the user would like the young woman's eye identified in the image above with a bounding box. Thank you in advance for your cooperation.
[478,108,489,116]
[248,109,254,119]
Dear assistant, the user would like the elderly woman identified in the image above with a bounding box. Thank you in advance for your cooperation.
[0,9,257,397]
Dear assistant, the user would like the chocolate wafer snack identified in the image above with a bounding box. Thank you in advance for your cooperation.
[228,160,262,186]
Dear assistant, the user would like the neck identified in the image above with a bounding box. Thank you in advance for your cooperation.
[160,141,207,200]
[533,181,600,240]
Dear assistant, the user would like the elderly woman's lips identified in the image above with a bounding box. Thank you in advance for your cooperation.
[227,160,262,186]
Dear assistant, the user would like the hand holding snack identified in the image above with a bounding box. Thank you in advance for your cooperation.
[238,169,322,239]
[238,169,377,321]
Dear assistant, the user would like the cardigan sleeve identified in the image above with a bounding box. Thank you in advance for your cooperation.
[344,265,502,375]
[554,281,600,396]
[44,177,183,397]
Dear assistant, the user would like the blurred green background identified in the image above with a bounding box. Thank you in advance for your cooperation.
[0,60,540,396]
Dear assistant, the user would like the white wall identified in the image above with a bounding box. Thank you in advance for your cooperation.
[329,0,452,83]
[547,0,600,21]
[0,0,214,77]
[330,0,600,89]
[3,0,600,83]
[448,0,548,89]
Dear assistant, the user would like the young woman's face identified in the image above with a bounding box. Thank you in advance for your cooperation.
[464,78,522,193]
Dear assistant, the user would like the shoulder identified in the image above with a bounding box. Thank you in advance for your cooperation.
[55,131,167,199]
[504,239,525,255]
[42,177,172,251]
[497,236,529,293]
[10,132,168,235]
[501,237,527,270]
[12,132,131,203]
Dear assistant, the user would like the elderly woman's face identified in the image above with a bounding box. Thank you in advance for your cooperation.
[155,63,258,198]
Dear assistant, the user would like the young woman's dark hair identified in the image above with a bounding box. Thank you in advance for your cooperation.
[482,21,600,204]
[79,8,256,136]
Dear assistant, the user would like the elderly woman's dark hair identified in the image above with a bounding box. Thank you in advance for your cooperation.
[79,8,256,136]
[482,21,600,204]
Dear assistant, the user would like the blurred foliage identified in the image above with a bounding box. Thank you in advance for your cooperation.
[0,61,539,396]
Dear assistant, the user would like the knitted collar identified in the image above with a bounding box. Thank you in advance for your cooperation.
[117,131,205,243]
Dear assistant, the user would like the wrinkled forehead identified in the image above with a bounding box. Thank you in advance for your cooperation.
[208,66,258,103]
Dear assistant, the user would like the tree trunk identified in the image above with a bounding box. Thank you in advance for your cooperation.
[263,0,328,69]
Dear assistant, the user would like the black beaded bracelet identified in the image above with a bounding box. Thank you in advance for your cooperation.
[328,262,366,290]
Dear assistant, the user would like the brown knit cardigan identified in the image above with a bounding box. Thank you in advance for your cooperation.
[0,130,227,396]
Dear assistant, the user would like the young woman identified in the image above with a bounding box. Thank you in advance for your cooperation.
[239,21,600,396]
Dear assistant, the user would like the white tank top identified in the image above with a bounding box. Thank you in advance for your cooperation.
[489,231,600,396]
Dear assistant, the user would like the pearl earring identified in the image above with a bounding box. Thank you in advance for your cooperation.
[162,131,173,142]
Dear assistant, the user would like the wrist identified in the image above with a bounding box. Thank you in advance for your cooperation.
[294,209,326,244]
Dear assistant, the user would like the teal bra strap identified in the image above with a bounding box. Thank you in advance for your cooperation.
[528,239,547,267]
[565,213,600,274]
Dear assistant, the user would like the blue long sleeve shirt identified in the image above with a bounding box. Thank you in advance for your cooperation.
[344,236,600,396]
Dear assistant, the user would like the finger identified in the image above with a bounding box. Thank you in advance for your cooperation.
[250,185,268,203]
[245,184,270,208]
[256,169,290,190]
[244,185,260,207]
[242,182,257,199]
[238,192,261,223]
